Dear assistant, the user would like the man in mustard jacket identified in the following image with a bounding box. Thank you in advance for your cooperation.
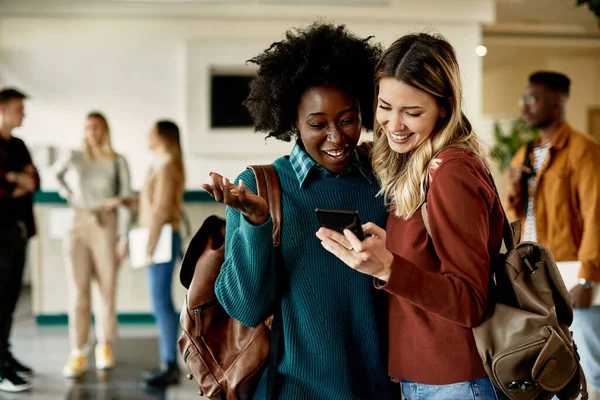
[506,71,600,392]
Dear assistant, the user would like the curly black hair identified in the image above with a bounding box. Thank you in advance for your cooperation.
[244,21,382,141]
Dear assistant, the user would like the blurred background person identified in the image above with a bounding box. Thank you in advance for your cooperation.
[506,71,600,394]
[54,111,133,378]
[123,120,185,389]
[0,88,39,393]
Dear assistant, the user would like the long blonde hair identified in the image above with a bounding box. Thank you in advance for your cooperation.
[83,112,116,159]
[372,33,489,219]
[155,120,185,182]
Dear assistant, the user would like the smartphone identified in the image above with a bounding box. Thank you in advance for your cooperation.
[315,208,365,240]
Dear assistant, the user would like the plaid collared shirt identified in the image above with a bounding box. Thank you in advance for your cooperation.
[289,141,372,188]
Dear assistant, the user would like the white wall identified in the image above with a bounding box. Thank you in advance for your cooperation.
[483,43,600,133]
[0,0,494,191]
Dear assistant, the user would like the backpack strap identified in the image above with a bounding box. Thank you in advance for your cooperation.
[249,165,282,246]
[521,141,534,216]
[248,165,284,400]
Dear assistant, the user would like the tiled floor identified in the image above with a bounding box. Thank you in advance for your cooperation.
[8,288,600,400]
[3,288,203,400]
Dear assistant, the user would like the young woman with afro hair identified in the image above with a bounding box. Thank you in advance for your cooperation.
[202,22,398,400]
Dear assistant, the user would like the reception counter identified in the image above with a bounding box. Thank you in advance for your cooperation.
[31,191,225,325]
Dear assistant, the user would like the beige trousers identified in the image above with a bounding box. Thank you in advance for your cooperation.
[64,210,118,350]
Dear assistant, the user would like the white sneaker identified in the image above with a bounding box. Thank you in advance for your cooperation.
[62,354,88,378]
[95,343,115,370]
[0,367,32,392]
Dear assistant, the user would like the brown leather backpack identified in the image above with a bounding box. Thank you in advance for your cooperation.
[178,165,283,400]
[422,189,589,400]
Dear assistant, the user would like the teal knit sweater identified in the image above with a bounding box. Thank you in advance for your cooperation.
[215,155,398,400]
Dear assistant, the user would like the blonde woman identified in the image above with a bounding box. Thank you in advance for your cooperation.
[131,120,185,389]
[317,34,509,399]
[54,112,132,378]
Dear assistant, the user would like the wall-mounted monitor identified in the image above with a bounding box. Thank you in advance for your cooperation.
[210,72,254,128]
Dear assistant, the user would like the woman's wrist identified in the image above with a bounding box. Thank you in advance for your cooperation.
[244,212,268,226]
[377,270,391,283]
[377,251,394,282]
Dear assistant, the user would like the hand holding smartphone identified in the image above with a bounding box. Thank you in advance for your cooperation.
[315,208,365,240]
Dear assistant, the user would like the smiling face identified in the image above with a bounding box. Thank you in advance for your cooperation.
[296,86,362,173]
[376,78,446,154]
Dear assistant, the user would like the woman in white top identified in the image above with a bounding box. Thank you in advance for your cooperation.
[54,112,132,379]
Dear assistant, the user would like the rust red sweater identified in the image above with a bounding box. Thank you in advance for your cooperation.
[378,147,505,384]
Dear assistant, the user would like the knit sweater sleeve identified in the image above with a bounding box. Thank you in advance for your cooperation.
[380,154,495,328]
[214,168,276,328]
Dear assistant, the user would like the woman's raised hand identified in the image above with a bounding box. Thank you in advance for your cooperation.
[201,172,269,225]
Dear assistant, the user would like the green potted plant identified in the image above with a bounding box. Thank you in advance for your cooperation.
[490,118,538,172]
[576,0,600,27]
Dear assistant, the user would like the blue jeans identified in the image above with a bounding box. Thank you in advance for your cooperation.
[573,306,600,390]
[401,378,510,400]
[147,231,182,363]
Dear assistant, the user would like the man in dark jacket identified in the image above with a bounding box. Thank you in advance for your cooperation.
[0,88,39,393]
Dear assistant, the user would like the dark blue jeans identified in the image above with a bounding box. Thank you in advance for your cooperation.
[147,231,182,363]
